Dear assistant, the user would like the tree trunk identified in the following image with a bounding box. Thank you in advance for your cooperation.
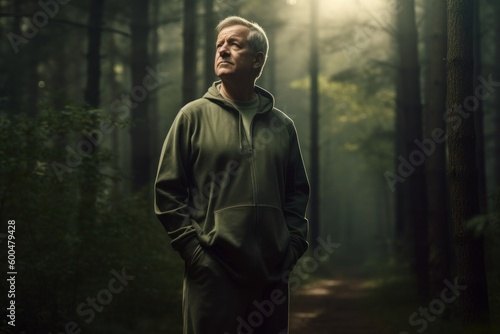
[446,0,491,332]
[25,54,39,117]
[78,0,104,228]
[150,0,160,177]
[5,0,23,113]
[72,0,105,313]
[130,0,151,192]
[204,0,216,90]
[424,0,450,297]
[396,0,429,297]
[267,26,276,93]
[84,0,103,108]
[495,1,500,193]
[473,0,487,216]
[183,0,197,105]
[107,31,122,198]
[309,0,320,250]
[394,80,410,256]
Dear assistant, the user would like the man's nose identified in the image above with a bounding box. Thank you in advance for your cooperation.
[218,43,229,55]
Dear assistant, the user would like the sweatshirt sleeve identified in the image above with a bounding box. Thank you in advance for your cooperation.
[285,123,310,261]
[154,111,199,261]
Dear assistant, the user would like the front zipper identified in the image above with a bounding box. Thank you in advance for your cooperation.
[248,115,262,273]
[226,99,266,274]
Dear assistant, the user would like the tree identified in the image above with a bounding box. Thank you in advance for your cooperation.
[182,0,197,105]
[0,1,41,116]
[149,0,161,165]
[130,0,151,192]
[309,0,320,250]
[84,0,104,109]
[446,0,491,332]
[5,0,22,113]
[78,0,105,228]
[395,0,429,297]
[423,0,450,297]
[204,0,216,90]
[394,74,409,254]
[473,0,488,217]
[495,1,500,193]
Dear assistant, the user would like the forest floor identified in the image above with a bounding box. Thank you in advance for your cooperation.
[288,264,500,334]
[289,267,406,334]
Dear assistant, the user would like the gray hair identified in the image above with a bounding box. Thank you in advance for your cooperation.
[216,16,269,77]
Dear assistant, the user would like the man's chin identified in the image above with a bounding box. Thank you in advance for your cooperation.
[216,71,234,79]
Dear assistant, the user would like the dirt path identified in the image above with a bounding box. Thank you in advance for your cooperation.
[289,277,395,334]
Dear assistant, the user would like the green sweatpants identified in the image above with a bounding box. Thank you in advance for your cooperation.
[182,245,289,334]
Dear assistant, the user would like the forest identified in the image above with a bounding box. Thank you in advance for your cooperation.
[0,0,499,333]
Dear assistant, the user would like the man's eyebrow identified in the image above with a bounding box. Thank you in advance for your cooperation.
[216,35,243,44]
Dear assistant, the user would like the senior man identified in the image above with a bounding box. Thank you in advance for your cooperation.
[155,16,310,334]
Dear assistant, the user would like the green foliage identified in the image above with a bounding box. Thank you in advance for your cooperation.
[0,105,183,333]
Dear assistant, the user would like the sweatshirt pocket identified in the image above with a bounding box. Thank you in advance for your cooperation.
[210,205,290,279]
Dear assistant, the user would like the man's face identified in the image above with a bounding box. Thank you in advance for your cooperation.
[214,25,257,81]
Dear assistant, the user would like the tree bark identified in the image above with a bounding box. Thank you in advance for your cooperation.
[424,0,450,297]
[446,0,491,332]
[266,26,276,93]
[309,0,320,250]
[183,0,197,105]
[84,0,104,108]
[396,0,429,297]
[473,0,487,216]
[72,0,105,310]
[107,31,122,198]
[494,1,500,193]
[130,0,151,192]
[150,0,160,177]
[394,80,409,254]
[204,0,216,90]
[5,0,23,113]
[78,0,104,228]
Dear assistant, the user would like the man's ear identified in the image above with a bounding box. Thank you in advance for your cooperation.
[253,52,265,69]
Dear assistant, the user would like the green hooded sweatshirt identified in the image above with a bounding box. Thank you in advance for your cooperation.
[154,81,310,284]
